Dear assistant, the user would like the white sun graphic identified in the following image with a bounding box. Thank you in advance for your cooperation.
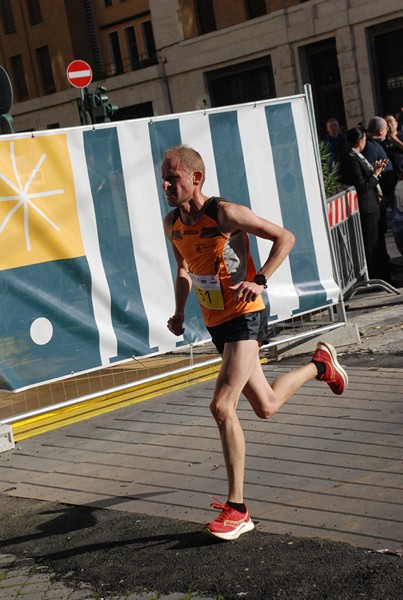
[0,141,64,251]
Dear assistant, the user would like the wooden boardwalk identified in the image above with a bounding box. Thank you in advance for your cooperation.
[0,364,402,551]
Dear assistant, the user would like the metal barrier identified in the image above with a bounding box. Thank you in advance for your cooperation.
[327,187,400,299]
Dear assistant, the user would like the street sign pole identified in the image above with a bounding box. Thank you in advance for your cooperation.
[77,87,92,125]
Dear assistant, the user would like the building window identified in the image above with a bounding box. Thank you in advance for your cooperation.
[114,101,153,121]
[124,26,140,69]
[10,55,29,101]
[194,0,216,35]
[371,24,403,116]
[301,38,346,136]
[207,57,276,108]
[245,0,266,19]
[36,46,56,94]
[26,0,43,25]
[141,20,156,59]
[0,0,16,34]
[103,0,113,7]
[108,31,124,75]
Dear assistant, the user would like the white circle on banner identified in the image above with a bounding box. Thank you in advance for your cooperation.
[30,317,54,345]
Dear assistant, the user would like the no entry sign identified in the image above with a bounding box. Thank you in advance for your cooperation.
[67,60,93,89]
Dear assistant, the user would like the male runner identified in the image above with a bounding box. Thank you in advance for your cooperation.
[162,145,348,541]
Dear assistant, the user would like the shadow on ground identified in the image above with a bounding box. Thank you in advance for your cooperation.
[1,494,402,600]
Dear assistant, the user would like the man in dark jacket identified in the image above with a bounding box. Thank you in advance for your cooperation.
[363,117,396,203]
[363,117,397,279]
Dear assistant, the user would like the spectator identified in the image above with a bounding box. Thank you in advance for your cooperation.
[340,126,391,282]
[395,109,403,132]
[384,114,403,180]
[363,117,396,270]
[363,117,396,200]
[384,114,403,263]
[324,117,345,167]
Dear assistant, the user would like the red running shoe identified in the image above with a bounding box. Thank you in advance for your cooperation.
[203,499,254,540]
[312,341,348,395]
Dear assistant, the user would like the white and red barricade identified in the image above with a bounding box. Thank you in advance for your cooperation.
[327,188,358,228]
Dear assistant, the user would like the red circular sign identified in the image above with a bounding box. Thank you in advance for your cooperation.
[67,60,93,89]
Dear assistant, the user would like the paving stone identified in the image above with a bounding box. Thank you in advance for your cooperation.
[0,573,30,587]
[43,590,75,599]
[13,558,35,568]
[0,591,19,600]
[18,581,53,595]
[0,554,16,569]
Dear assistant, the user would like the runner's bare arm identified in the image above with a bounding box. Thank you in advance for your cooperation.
[217,202,295,302]
[163,213,192,335]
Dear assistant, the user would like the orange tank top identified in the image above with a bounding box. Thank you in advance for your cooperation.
[171,197,265,327]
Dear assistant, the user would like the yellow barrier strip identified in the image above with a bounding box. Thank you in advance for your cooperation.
[11,357,268,442]
[12,363,222,442]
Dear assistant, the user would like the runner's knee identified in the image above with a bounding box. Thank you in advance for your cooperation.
[210,397,236,425]
[253,406,277,419]
[250,395,281,419]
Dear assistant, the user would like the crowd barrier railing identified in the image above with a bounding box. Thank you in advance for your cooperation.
[327,187,400,299]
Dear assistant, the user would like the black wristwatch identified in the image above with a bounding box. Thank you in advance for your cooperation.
[253,274,267,288]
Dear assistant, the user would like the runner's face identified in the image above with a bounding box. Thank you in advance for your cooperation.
[161,156,194,207]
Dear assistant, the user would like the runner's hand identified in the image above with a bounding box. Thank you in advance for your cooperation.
[230,281,265,303]
[167,313,185,336]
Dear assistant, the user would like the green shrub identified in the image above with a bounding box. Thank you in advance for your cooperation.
[320,140,342,198]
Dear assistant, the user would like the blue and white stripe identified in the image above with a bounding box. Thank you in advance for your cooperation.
[0,96,339,391]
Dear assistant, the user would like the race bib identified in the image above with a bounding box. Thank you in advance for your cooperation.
[189,273,224,310]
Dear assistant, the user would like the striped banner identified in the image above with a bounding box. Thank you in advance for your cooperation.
[0,97,340,391]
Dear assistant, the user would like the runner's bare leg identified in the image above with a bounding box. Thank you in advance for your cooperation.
[210,340,318,503]
[243,354,318,417]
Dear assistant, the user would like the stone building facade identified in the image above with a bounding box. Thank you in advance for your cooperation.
[1,0,402,135]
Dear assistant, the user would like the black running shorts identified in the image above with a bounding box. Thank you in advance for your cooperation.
[206,309,269,354]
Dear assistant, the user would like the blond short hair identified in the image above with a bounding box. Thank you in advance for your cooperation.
[162,145,205,182]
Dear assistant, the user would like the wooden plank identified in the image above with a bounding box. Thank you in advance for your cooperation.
[1,366,402,551]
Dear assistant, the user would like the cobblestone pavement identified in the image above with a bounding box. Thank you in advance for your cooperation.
[0,553,97,600]
[0,554,214,600]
